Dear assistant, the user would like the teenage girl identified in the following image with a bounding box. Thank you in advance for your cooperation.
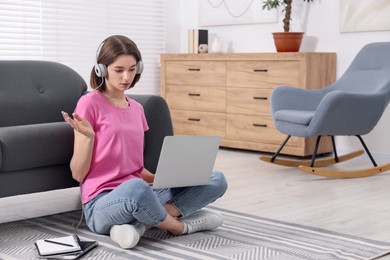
[62,35,228,248]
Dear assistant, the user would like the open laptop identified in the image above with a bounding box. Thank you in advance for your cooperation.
[151,135,221,189]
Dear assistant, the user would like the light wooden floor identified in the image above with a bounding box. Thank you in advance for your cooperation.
[1,148,390,254]
[213,148,390,242]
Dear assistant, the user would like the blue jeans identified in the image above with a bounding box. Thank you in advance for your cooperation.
[83,170,228,234]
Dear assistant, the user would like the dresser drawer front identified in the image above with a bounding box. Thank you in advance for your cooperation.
[171,110,226,137]
[226,61,300,88]
[166,85,226,112]
[227,88,271,115]
[226,114,299,145]
[166,61,226,86]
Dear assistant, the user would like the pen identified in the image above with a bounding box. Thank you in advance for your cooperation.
[44,239,74,247]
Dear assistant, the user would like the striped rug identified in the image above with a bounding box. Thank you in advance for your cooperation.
[1,207,389,260]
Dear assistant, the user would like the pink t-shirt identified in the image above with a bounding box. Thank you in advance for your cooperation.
[74,90,149,204]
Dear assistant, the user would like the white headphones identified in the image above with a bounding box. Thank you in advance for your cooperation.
[94,41,144,78]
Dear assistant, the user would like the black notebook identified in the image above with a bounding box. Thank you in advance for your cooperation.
[35,235,98,259]
[35,235,81,256]
[38,241,99,259]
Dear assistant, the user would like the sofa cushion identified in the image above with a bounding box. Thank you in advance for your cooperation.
[0,60,87,127]
[0,122,73,172]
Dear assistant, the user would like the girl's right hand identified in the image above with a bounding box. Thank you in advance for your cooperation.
[61,111,95,138]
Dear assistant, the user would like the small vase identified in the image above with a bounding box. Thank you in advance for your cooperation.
[272,32,304,52]
[212,37,223,53]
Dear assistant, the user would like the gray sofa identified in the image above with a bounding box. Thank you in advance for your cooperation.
[0,60,173,198]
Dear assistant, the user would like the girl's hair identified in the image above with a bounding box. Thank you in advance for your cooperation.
[90,35,142,90]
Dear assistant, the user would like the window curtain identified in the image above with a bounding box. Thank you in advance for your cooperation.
[0,0,165,94]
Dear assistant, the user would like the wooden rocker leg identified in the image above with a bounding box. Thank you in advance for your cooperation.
[298,162,390,178]
[299,135,387,178]
[260,134,364,167]
[260,150,364,167]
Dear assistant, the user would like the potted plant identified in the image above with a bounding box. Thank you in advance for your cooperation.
[262,0,313,52]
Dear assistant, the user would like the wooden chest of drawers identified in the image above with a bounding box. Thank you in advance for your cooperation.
[160,53,336,156]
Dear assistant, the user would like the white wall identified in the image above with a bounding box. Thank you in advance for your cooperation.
[166,0,390,156]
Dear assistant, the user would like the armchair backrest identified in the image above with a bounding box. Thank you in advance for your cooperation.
[328,42,390,104]
[0,60,87,127]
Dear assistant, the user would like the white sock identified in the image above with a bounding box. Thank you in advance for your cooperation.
[181,222,189,235]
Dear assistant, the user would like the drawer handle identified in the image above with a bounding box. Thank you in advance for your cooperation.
[253,123,267,128]
[188,93,201,97]
[253,69,268,72]
[188,68,201,71]
[253,96,268,100]
[188,118,200,122]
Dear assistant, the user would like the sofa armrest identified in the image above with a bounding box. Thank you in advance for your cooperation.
[127,94,174,173]
[0,122,73,172]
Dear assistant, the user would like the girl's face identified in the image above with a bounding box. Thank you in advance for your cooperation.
[105,54,138,92]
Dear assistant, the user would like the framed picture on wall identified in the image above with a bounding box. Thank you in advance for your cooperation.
[199,0,278,26]
[340,0,390,32]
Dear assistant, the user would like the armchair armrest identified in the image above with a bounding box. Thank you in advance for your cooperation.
[271,86,327,113]
[309,91,386,136]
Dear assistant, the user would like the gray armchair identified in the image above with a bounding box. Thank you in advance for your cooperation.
[261,42,390,178]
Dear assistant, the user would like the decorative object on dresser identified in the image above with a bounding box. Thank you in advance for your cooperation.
[260,42,390,178]
[262,0,314,52]
[160,52,336,157]
[188,29,208,54]
[211,36,223,53]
